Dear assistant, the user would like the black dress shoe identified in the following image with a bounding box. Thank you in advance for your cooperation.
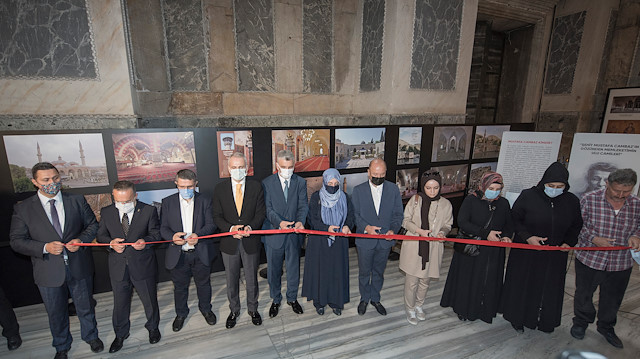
[249,311,262,326]
[7,334,21,351]
[269,302,280,318]
[332,308,342,316]
[203,311,217,325]
[173,316,186,332]
[149,329,161,344]
[511,323,524,334]
[109,334,129,353]
[597,327,623,348]
[357,301,367,315]
[570,324,585,340]
[54,349,68,359]
[226,312,239,329]
[259,267,268,279]
[370,301,387,316]
[316,306,325,315]
[88,338,104,353]
[287,300,303,314]
[457,314,467,321]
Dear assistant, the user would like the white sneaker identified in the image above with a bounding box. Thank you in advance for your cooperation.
[406,310,418,325]
[415,307,426,321]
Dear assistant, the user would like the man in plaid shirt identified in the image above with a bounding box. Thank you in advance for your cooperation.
[570,169,640,349]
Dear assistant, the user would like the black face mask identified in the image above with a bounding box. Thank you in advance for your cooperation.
[370,176,385,186]
[325,184,339,194]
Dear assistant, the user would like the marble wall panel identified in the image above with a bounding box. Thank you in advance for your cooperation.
[234,0,275,91]
[359,0,385,92]
[303,0,333,93]
[162,0,209,91]
[0,0,97,79]
[409,0,463,90]
[543,11,586,94]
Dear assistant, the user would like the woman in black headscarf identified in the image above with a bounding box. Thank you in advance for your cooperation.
[400,171,453,325]
[500,162,583,333]
[440,171,514,324]
[302,169,354,316]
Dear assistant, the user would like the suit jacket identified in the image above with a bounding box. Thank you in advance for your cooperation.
[96,201,160,281]
[261,173,308,249]
[10,192,98,287]
[212,178,266,255]
[161,192,217,270]
[352,180,404,250]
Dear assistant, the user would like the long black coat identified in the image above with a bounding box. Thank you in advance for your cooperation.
[500,163,583,332]
[440,192,514,323]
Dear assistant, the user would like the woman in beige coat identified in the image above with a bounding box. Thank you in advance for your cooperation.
[399,171,453,325]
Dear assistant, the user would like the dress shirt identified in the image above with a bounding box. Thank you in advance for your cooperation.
[179,196,195,250]
[38,190,65,254]
[229,178,247,232]
[369,180,383,216]
[575,188,640,271]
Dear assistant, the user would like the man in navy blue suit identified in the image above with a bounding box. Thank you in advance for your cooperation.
[352,158,403,316]
[161,169,217,332]
[10,162,103,359]
[262,150,308,318]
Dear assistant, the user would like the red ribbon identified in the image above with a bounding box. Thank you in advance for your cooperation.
[69,228,631,251]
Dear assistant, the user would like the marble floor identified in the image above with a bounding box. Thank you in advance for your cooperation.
[2,246,639,359]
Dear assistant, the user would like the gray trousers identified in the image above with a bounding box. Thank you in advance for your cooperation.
[221,243,260,314]
[404,274,431,311]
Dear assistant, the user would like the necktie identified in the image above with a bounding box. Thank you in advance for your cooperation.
[49,199,63,238]
[235,183,243,216]
[284,180,289,203]
[122,212,130,237]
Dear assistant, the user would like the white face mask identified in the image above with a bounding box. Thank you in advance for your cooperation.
[230,168,246,182]
[279,168,294,180]
[115,201,135,213]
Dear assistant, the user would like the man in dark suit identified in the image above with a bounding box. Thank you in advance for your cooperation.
[96,180,161,353]
[212,152,266,329]
[352,159,403,316]
[0,284,21,351]
[262,150,308,318]
[10,162,103,359]
[161,169,217,332]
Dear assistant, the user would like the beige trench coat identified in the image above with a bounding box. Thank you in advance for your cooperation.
[399,195,453,279]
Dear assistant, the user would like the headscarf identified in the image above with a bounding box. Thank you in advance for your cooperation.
[536,162,570,192]
[319,168,348,228]
[471,171,503,201]
[417,170,442,270]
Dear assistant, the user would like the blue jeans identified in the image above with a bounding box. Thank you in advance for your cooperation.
[38,266,98,352]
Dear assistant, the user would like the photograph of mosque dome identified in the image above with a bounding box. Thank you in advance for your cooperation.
[335,128,385,169]
[271,129,330,173]
[4,133,109,193]
[112,131,196,184]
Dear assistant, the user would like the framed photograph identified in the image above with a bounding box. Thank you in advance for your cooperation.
[469,162,497,192]
[397,127,422,165]
[4,133,109,193]
[341,172,369,195]
[335,128,385,169]
[396,168,419,200]
[304,176,324,201]
[473,125,510,159]
[112,131,196,184]
[216,130,254,178]
[84,193,113,222]
[431,126,473,162]
[602,87,640,133]
[431,164,469,195]
[272,129,330,173]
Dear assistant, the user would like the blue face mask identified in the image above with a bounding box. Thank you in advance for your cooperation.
[179,188,195,199]
[484,189,500,200]
[544,186,564,198]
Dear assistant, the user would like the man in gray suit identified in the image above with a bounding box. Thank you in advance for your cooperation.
[10,162,103,359]
[352,159,404,316]
[262,150,308,318]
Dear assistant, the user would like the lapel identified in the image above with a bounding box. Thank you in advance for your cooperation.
[273,174,287,205]
[240,180,250,217]
[31,195,61,239]
[191,193,200,228]
[127,201,145,236]
[61,193,72,239]
[365,182,379,219]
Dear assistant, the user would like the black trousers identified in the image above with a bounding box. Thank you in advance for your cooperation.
[170,251,212,317]
[110,265,160,338]
[0,285,19,339]
[573,259,632,331]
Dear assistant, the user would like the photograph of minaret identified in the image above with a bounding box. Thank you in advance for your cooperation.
[3,133,109,192]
